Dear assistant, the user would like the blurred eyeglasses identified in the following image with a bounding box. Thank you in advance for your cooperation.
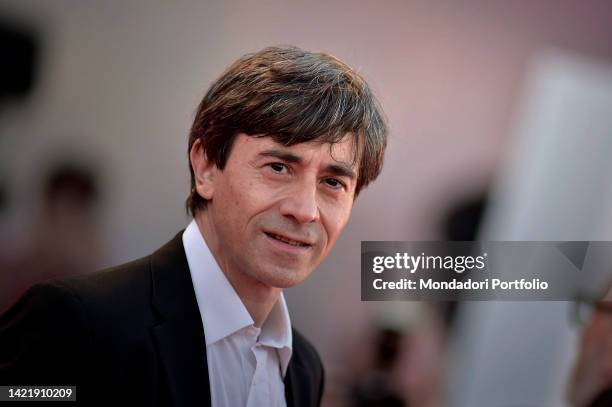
[572,297,612,326]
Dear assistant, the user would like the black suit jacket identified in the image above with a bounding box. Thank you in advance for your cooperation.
[0,232,324,406]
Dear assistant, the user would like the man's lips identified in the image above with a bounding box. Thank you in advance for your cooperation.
[264,231,313,247]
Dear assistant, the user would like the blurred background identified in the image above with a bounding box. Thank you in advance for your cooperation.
[1,1,612,406]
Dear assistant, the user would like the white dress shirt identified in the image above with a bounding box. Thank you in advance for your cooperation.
[182,219,292,407]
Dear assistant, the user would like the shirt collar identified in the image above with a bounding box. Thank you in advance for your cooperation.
[182,219,293,375]
[259,289,293,376]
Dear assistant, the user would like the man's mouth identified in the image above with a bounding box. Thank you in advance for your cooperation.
[264,232,311,247]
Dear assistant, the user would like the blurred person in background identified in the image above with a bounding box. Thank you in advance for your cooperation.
[0,46,388,407]
[0,162,102,314]
[341,192,483,407]
[568,282,612,407]
[348,327,406,407]
[344,304,446,407]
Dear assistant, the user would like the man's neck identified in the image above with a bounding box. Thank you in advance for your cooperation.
[194,214,280,327]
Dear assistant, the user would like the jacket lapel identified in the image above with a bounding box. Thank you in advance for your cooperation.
[150,233,211,407]
[284,344,315,407]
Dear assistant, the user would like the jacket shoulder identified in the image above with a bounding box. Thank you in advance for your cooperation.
[59,255,152,303]
[55,254,158,335]
[1,253,155,347]
[0,278,95,385]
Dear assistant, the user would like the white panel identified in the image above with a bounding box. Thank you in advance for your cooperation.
[448,50,612,407]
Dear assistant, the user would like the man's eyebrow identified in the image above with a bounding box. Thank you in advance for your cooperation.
[258,149,302,163]
[325,163,357,180]
[258,148,357,180]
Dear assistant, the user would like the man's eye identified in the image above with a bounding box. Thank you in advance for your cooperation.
[269,162,288,173]
[323,178,344,189]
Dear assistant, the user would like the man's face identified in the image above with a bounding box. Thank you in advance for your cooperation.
[196,133,358,288]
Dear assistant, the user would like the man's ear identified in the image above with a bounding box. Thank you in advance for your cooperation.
[189,138,217,200]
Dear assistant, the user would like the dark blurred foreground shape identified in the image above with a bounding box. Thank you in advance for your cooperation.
[0,18,38,105]
[0,16,41,312]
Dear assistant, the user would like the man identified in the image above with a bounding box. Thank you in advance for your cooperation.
[0,46,387,406]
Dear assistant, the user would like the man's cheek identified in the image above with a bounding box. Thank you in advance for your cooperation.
[331,212,352,242]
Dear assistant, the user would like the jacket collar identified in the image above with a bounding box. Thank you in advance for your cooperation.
[150,232,212,407]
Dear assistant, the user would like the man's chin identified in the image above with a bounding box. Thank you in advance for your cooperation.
[252,267,313,289]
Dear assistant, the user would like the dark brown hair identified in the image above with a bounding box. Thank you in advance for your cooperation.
[186,46,387,215]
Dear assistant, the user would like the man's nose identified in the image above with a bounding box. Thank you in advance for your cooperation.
[279,179,320,224]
